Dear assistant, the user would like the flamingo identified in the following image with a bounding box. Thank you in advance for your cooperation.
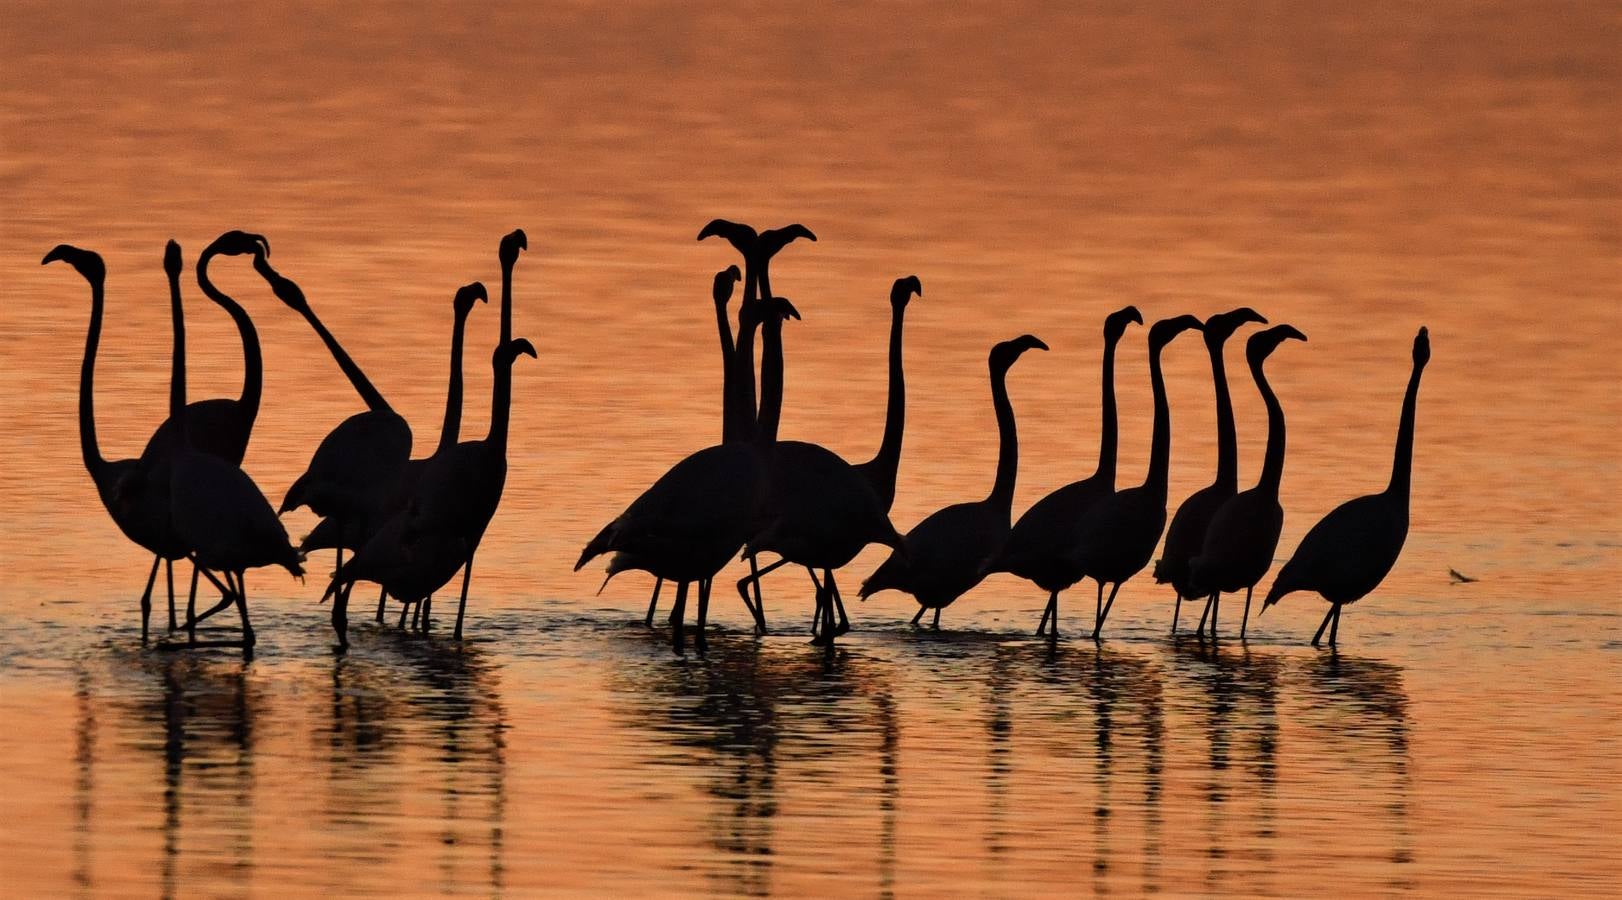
[1262,327,1430,648]
[1153,308,1268,633]
[1186,324,1307,639]
[1067,315,1204,641]
[159,239,302,648]
[983,305,1143,638]
[859,335,1049,629]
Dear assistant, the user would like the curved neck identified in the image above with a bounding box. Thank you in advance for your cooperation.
[168,267,187,436]
[864,303,908,503]
[198,248,262,427]
[988,364,1018,510]
[78,273,108,473]
[487,355,514,450]
[1387,360,1424,502]
[438,305,473,453]
[1143,344,1172,498]
[756,314,785,444]
[1210,339,1238,487]
[1252,355,1286,496]
[299,306,390,413]
[499,260,514,347]
[1096,335,1121,482]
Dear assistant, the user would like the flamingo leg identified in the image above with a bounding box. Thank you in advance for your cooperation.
[1171,593,1182,634]
[1092,582,1122,641]
[332,574,351,650]
[1036,590,1053,636]
[186,565,199,630]
[454,552,476,640]
[1311,605,1334,647]
[670,581,689,653]
[139,556,160,641]
[829,572,850,636]
[645,578,663,628]
[807,567,824,636]
[164,559,176,632]
[1043,591,1061,640]
[374,581,387,623]
[695,578,711,653]
[398,598,412,629]
[1240,586,1254,640]
[1328,604,1341,648]
[744,554,777,634]
[1195,593,1213,639]
[910,605,926,627]
[235,571,255,648]
[421,588,433,631]
[186,571,198,646]
[1210,593,1221,640]
[931,608,941,630]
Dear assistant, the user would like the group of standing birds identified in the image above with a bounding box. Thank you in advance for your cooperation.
[46,229,535,649]
[580,219,1430,652]
[48,219,1428,656]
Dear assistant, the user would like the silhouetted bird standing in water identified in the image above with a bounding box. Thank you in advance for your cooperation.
[637,265,741,628]
[578,297,800,652]
[301,281,488,627]
[159,240,302,648]
[1153,308,1268,634]
[1263,328,1430,648]
[1067,315,1204,640]
[43,238,263,640]
[860,335,1048,629]
[738,275,920,641]
[983,306,1142,638]
[330,337,536,646]
[271,256,412,606]
[1187,324,1307,639]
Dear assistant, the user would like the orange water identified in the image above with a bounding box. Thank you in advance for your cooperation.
[1,1,1618,895]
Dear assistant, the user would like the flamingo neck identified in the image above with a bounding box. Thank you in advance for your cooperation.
[487,354,514,450]
[715,293,739,443]
[1210,337,1238,488]
[1387,358,1425,502]
[1143,343,1172,499]
[726,315,760,443]
[988,364,1019,510]
[1095,334,1121,483]
[298,306,389,413]
[167,264,187,440]
[198,247,262,428]
[864,302,907,507]
[438,304,472,453]
[78,273,107,473]
[757,314,785,445]
[499,262,514,347]
[1252,353,1286,496]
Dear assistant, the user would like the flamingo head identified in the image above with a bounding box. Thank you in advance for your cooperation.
[890,275,922,309]
[1104,305,1144,341]
[454,281,488,317]
[41,244,105,283]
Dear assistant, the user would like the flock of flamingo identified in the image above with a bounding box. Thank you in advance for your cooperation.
[45,220,1428,655]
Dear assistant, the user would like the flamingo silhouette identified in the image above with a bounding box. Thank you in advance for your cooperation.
[859,335,1049,629]
[44,243,194,640]
[269,258,411,595]
[160,239,302,648]
[577,298,799,652]
[1153,308,1267,633]
[1262,327,1430,647]
[639,265,742,627]
[329,336,536,647]
[300,282,488,625]
[737,276,921,636]
[1186,324,1308,639]
[984,306,1143,638]
[1066,315,1204,641]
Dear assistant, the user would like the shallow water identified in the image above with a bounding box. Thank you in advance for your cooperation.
[2,0,1619,895]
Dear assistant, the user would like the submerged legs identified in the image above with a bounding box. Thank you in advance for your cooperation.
[139,556,160,641]
[1240,586,1254,640]
[1311,605,1335,647]
[670,580,690,652]
[1091,582,1122,641]
[454,552,476,640]
[1037,590,1060,637]
[645,578,663,628]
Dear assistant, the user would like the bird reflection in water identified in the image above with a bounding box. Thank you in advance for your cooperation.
[323,635,509,895]
[1168,640,1284,894]
[608,631,899,897]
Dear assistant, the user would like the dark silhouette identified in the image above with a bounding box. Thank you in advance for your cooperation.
[44,238,266,639]
[1066,315,1204,640]
[639,265,741,627]
[1187,324,1308,639]
[859,335,1049,628]
[1448,568,1477,584]
[1152,308,1267,633]
[1263,328,1430,647]
[160,240,302,648]
[329,337,536,646]
[576,298,799,652]
[270,257,413,598]
[983,306,1143,637]
[302,282,489,626]
[737,276,921,637]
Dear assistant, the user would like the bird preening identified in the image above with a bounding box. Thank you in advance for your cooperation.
[46,220,1429,656]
